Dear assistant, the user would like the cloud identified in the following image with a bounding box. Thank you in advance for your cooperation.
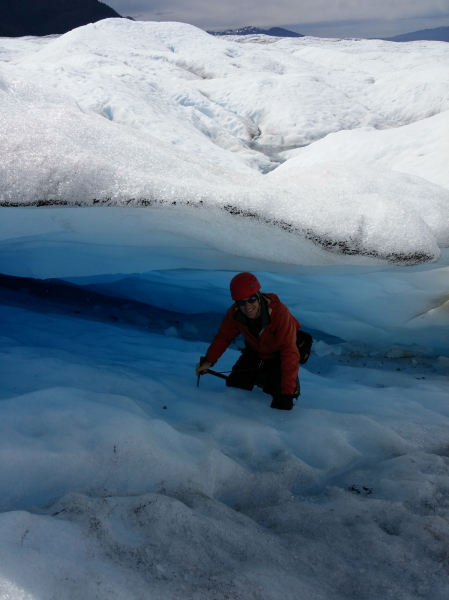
[107,0,449,37]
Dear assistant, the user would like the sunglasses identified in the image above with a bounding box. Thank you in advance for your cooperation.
[236,294,259,307]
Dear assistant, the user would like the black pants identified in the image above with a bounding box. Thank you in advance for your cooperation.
[226,347,300,398]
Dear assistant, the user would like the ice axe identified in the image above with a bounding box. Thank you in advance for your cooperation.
[197,356,229,387]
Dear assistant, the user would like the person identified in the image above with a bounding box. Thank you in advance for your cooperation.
[196,272,301,410]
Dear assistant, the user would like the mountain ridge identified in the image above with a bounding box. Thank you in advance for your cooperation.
[382,25,449,42]
[0,0,122,37]
[207,23,449,43]
[207,26,304,38]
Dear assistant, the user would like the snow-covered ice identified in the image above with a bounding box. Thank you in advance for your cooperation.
[0,18,449,600]
[280,110,449,190]
[1,258,449,599]
[1,20,449,264]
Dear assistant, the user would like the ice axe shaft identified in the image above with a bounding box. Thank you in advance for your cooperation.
[205,369,229,381]
[197,355,206,387]
[197,356,229,387]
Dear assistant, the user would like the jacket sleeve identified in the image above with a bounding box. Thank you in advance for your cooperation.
[274,305,300,395]
[205,308,241,366]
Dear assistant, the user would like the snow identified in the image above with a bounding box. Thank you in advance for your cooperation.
[1,269,449,599]
[1,19,449,600]
[1,19,449,264]
[280,110,449,190]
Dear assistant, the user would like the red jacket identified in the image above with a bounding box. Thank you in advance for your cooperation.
[206,293,300,395]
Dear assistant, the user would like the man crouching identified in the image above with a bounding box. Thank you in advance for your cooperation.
[196,272,300,410]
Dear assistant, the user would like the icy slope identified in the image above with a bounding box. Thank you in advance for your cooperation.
[0,272,448,600]
[1,72,448,264]
[284,38,449,123]
[1,19,449,600]
[1,208,449,352]
[280,109,449,190]
[4,20,449,170]
[1,20,449,264]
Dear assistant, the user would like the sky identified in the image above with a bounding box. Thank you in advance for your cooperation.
[106,0,449,38]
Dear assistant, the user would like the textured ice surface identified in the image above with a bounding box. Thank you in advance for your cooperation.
[280,109,449,190]
[5,20,449,164]
[268,161,449,248]
[1,20,449,600]
[1,206,448,350]
[0,75,447,264]
[1,20,449,264]
[0,283,448,600]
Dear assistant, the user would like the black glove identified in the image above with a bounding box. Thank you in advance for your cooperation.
[270,394,294,410]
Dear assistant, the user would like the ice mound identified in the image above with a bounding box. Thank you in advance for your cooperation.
[1,20,449,265]
[268,161,449,249]
[280,110,449,190]
[314,340,342,357]
[288,39,449,124]
[4,20,274,174]
[6,19,449,171]
[0,71,446,265]
[0,71,257,203]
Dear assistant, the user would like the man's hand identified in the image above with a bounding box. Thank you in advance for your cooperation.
[196,360,212,376]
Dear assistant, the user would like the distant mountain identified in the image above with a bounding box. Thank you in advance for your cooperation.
[207,26,304,38]
[383,26,449,42]
[0,0,122,37]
